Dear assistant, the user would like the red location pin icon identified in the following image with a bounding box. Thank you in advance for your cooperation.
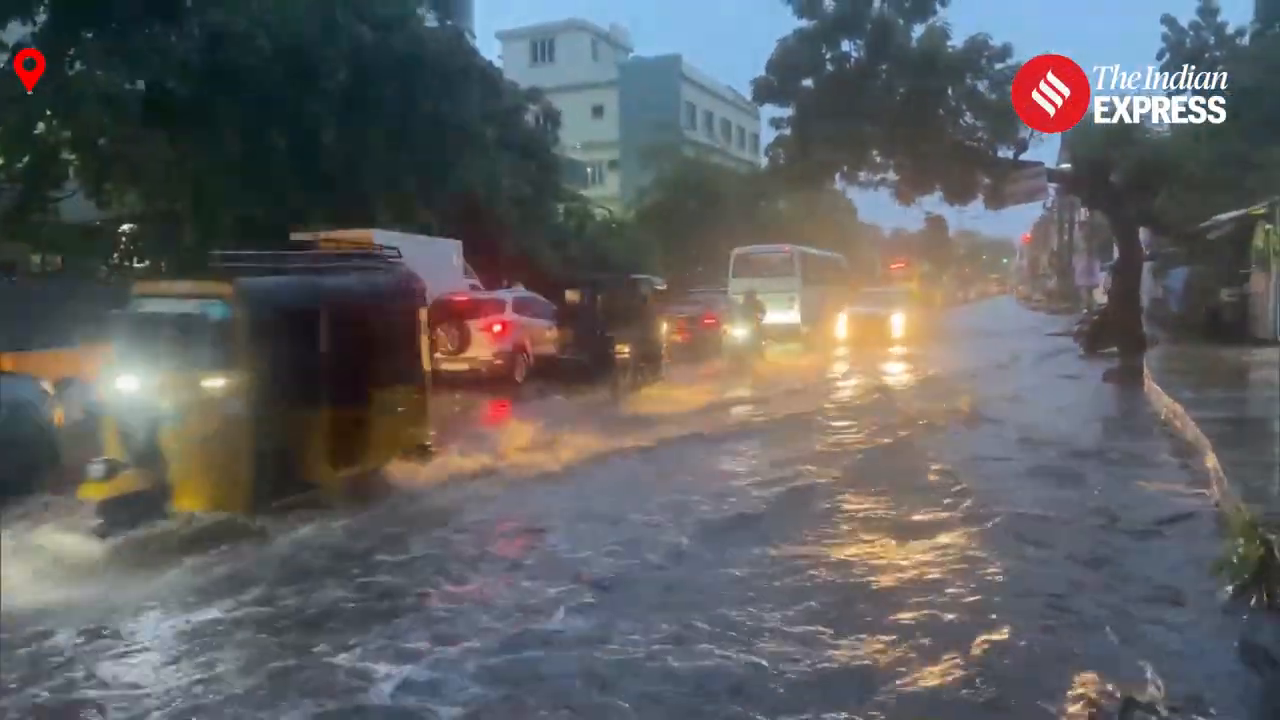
[13,48,46,93]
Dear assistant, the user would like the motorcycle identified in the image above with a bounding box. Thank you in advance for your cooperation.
[722,316,765,371]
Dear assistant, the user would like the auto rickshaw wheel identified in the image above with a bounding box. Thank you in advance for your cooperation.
[609,360,634,399]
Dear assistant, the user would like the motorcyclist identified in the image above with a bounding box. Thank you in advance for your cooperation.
[736,290,767,329]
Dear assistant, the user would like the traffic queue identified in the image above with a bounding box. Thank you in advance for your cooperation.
[1,232,981,539]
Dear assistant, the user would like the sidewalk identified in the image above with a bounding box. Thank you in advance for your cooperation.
[927,299,1270,717]
[1145,342,1280,519]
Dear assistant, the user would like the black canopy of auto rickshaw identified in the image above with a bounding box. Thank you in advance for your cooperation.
[214,251,429,410]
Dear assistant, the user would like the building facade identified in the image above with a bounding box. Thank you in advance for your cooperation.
[496,18,762,210]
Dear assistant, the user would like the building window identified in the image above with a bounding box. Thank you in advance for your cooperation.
[530,37,555,65]
[606,159,620,170]
[702,110,714,139]
[591,38,600,61]
[683,101,697,130]
[750,132,760,154]
[585,161,607,187]
[719,118,732,145]
[735,125,746,150]
[591,104,605,120]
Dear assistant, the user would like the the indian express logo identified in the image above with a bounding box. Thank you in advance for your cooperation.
[1092,64,1227,124]
[1012,55,1228,135]
[1031,70,1072,119]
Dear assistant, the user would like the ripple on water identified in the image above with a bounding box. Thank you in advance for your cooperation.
[0,338,1256,718]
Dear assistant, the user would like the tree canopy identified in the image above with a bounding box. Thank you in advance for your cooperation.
[752,0,1024,205]
[627,154,884,287]
[0,0,602,282]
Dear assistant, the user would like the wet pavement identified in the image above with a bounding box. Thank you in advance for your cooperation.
[0,298,1268,719]
[1145,342,1280,518]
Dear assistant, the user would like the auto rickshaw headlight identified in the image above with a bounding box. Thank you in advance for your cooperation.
[199,375,228,390]
[113,373,142,393]
[727,324,751,340]
[889,312,906,339]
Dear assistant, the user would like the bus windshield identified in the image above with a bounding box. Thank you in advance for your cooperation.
[731,252,795,279]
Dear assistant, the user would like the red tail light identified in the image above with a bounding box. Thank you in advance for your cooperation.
[487,321,507,335]
[701,313,719,326]
[889,262,907,270]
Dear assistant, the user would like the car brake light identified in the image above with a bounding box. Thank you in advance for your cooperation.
[889,262,907,270]
[488,321,507,335]
[701,313,718,326]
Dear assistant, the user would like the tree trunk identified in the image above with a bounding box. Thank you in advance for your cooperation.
[1106,212,1147,364]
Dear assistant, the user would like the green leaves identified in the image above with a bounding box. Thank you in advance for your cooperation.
[754,0,1022,207]
[627,155,870,285]
[1,0,572,277]
[1215,506,1280,610]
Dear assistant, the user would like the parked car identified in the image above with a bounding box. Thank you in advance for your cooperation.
[429,288,559,384]
[665,288,731,360]
[0,371,62,504]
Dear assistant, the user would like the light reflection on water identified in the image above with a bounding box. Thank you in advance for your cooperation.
[0,318,1262,719]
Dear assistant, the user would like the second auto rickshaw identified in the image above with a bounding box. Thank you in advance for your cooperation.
[554,274,668,396]
[78,243,432,536]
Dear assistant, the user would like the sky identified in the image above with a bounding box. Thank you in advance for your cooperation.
[476,0,1255,241]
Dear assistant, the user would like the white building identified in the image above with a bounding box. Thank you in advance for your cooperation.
[496,18,762,210]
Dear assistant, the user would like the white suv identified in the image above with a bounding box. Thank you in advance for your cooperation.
[429,289,560,384]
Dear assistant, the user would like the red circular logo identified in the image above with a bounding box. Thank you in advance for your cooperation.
[1012,54,1091,134]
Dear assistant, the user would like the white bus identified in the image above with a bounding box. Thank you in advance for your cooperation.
[727,244,850,337]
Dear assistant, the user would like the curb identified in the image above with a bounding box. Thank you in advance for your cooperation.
[1142,361,1243,512]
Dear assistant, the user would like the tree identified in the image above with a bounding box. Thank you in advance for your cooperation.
[752,0,1024,206]
[628,154,878,287]
[1157,0,1248,82]
[1148,0,1276,230]
[917,212,953,274]
[0,0,570,281]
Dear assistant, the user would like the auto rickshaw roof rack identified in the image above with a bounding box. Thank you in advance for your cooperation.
[209,244,403,275]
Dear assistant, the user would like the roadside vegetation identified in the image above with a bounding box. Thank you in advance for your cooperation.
[1217,507,1280,611]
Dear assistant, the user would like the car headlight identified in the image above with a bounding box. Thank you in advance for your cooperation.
[889,312,906,338]
[834,312,848,341]
[727,324,751,339]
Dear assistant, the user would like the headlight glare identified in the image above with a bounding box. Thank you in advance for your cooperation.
[114,374,141,393]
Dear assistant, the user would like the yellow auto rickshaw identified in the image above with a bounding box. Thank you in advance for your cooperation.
[77,243,431,536]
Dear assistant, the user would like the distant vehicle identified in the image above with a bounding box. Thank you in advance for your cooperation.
[555,275,668,397]
[289,229,484,301]
[666,288,731,359]
[429,288,560,384]
[841,286,917,344]
[727,244,849,342]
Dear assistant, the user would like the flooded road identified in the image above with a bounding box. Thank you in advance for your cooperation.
[0,299,1266,719]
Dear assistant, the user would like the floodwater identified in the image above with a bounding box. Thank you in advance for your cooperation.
[0,299,1267,719]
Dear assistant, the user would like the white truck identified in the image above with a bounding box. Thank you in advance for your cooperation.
[288,229,484,300]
